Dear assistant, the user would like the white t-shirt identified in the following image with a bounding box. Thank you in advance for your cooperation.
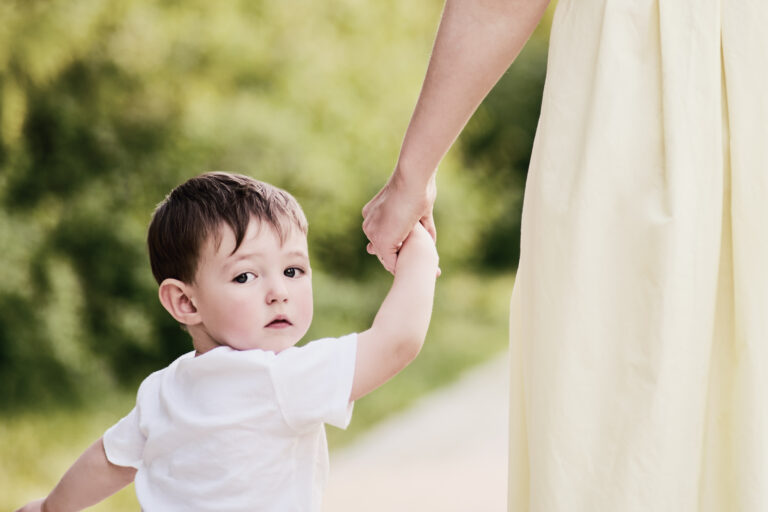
[103,334,357,512]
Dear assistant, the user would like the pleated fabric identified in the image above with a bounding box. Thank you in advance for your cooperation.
[508,0,768,510]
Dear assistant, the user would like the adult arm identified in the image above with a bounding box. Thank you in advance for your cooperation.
[350,223,439,402]
[16,438,136,512]
[362,0,551,272]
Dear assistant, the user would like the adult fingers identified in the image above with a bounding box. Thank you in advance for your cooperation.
[362,186,385,219]
[379,249,397,275]
[366,241,395,274]
[420,212,437,243]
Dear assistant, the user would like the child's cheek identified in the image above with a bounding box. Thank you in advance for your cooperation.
[299,283,314,327]
[214,294,254,337]
[230,299,257,327]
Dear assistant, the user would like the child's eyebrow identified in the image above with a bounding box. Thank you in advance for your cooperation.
[284,250,310,260]
[225,250,309,268]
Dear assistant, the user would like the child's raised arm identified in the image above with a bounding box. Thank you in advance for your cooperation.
[16,437,136,512]
[350,222,439,402]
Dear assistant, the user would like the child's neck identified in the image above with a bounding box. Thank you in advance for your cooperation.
[189,325,228,356]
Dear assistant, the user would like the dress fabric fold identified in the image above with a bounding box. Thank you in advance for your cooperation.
[508,0,768,509]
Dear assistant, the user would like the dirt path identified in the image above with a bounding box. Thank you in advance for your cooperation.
[323,353,509,511]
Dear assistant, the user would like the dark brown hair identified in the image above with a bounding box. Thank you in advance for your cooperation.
[147,172,308,284]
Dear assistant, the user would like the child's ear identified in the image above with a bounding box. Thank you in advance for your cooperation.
[158,278,201,326]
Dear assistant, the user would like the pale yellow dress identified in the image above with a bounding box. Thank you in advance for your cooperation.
[508,0,768,510]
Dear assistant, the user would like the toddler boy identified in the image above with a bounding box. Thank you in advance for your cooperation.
[17,172,438,512]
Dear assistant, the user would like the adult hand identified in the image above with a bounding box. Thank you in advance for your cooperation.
[362,169,437,274]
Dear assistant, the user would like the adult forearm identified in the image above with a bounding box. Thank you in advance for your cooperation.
[43,438,136,512]
[396,0,550,186]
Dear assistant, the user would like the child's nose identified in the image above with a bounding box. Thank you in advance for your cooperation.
[265,278,289,304]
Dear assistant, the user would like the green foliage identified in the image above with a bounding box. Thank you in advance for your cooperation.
[0,0,550,409]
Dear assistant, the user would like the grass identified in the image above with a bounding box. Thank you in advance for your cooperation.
[2,270,514,511]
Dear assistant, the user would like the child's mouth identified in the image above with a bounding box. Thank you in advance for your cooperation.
[266,318,292,328]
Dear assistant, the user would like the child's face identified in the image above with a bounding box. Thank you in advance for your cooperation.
[188,217,313,353]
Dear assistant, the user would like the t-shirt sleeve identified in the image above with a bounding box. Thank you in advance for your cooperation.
[270,333,358,433]
[103,372,159,469]
[103,405,146,469]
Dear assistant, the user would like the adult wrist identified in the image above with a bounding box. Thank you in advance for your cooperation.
[392,158,436,195]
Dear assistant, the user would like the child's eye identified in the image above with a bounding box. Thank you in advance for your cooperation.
[233,272,256,284]
[284,267,303,278]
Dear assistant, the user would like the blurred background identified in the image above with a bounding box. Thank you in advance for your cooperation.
[1,0,553,508]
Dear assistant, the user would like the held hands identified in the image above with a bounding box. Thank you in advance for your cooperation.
[397,222,439,273]
[362,169,437,274]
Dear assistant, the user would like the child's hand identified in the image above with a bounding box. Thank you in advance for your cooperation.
[396,222,440,276]
[15,498,45,512]
[403,221,437,251]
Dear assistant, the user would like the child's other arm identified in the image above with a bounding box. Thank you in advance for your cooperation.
[350,222,439,402]
[15,437,136,512]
